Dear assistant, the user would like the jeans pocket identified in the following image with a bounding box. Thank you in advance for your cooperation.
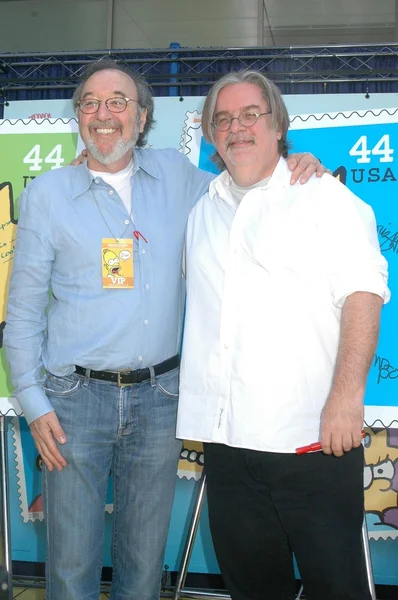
[155,367,179,398]
[44,372,82,397]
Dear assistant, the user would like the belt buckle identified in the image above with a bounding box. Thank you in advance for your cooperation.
[117,370,130,387]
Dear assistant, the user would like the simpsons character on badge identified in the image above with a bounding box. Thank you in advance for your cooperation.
[101,238,134,289]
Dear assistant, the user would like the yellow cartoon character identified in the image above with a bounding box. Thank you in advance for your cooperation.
[364,428,398,530]
[103,249,121,277]
[0,182,18,348]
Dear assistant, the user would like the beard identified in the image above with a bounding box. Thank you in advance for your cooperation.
[224,133,256,166]
[83,115,141,166]
[85,136,136,166]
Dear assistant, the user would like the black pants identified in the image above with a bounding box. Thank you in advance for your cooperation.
[204,443,371,600]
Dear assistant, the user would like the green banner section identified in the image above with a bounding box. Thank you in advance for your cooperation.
[0,123,79,397]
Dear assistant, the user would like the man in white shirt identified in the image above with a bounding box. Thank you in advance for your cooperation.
[177,70,390,600]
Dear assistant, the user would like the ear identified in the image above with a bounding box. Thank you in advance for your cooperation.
[276,130,282,140]
[139,108,148,133]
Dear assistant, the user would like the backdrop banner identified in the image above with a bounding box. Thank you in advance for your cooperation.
[1,99,398,583]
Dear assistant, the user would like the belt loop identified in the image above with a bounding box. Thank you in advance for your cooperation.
[83,368,91,387]
[149,365,156,388]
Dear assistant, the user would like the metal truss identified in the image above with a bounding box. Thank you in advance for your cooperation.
[0,43,398,101]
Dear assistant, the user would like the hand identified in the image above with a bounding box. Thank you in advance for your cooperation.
[287,152,332,185]
[69,148,88,166]
[320,396,364,457]
[30,411,68,471]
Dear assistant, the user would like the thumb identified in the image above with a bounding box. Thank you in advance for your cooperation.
[54,426,67,444]
[47,414,67,444]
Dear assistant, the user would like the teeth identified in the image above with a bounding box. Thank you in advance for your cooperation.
[96,128,117,134]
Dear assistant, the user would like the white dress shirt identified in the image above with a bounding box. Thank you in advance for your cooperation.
[177,157,390,453]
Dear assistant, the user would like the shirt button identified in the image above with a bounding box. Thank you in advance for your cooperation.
[144,319,149,325]
[138,356,143,361]
[124,220,129,225]
[145,284,150,289]
[142,249,146,254]
[94,178,100,184]
[108,190,113,195]
[224,344,229,349]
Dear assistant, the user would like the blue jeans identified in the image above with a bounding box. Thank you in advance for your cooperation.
[43,366,182,600]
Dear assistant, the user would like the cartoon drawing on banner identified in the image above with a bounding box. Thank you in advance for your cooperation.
[0,182,17,348]
[178,441,204,481]
[364,428,398,538]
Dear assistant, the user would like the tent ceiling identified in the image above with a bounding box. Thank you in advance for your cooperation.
[0,0,397,52]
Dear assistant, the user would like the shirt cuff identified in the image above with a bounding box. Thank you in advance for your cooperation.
[16,385,54,425]
[332,272,390,309]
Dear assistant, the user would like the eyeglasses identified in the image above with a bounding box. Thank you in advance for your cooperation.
[212,110,272,132]
[78,97,139,114]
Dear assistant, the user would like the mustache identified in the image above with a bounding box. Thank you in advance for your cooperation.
[226,134,255,148]
[88,119,121,131]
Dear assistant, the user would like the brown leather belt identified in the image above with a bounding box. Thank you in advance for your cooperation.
[75,354,179,387]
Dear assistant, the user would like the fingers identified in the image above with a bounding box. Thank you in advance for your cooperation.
[286,155,299,172]
[320,430,332,455]
[314,163,327,178]
[317,167,333,178]
[321,431,360,457]
[30,412,67,472]
[69,150,87,167]
[286,153,321,185]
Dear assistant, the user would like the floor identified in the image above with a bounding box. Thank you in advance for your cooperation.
[12,590,110,599]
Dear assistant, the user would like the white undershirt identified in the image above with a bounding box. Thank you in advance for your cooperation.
[229,175,271,208]
[90,159,134,218]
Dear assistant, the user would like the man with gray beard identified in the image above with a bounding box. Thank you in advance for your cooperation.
[4,60,325,600]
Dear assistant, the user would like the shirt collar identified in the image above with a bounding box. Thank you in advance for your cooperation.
[209,156,291,204]
[71,147,161,200]
[132,148,161,180]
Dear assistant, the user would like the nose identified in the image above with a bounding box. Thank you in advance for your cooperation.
[97,101,112,119]
[229,116,244,133]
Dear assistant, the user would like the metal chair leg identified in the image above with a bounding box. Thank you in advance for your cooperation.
[362,515,377,600]
[0,416,12,599]
[172,471,208,600]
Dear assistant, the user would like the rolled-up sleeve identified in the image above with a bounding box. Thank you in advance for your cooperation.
[319,175,390,308]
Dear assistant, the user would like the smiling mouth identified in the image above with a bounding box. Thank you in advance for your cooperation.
[95,128,118,135]
[228,139,254,148]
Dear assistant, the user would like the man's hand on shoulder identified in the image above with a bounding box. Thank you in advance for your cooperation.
[287,152,332,185]
[69,149,88,166]
[320,393,364,457]
[30,411,68,471]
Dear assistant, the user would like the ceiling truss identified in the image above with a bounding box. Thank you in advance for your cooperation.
[0,44,397,102]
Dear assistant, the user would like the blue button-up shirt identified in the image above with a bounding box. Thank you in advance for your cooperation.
[4,148,214,423]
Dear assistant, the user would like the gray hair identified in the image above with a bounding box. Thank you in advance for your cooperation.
[72,59,155,148]
[201,70,290,171]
